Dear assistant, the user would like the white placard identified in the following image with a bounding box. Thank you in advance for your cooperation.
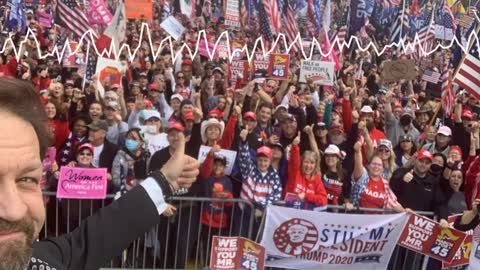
[198,145,238,175]
[160,16,186,41]
[299,60,335,85]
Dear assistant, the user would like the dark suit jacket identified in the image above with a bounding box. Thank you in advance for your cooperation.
[30,186,159,270]
[99,140,119,173]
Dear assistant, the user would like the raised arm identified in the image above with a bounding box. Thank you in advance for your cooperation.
[353,140,364,180]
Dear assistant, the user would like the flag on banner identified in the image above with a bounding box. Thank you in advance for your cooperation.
[282,0,300,53]
[390,9,409,43]
[454,27,480,100]
[441,60,454,117]
[422,70,441,83]
[261,205,408,270]
[95,1,126,57]
[7,0,26,32]
[57,0,93,38]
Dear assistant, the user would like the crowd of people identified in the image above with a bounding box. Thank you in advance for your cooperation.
[1,0,480,269]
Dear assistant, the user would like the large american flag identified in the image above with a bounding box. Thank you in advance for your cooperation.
[453,29,480,100]
[282,0,300,53]
[442,4,456,32]
[57,0,92,38]
[308,0,322,35]
[441,59,454,117]
[263,0,281,34]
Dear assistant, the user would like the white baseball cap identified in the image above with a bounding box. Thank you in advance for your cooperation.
[437,126,452,137]
[360,105,374,114]
[324,144,341,157]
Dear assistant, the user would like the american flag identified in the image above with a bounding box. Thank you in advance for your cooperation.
[308,0,322,35]
[57,0,92,38]
[390,10,409,43]
[282,0,300,53]
[458,14,474,28]
[421,70,441,83]
[162,0,172,21]
[331,8,349,46]
[417,7,436,53]
[441,59,454,117]
[259,0,274,48]
[85,49,97,82]
[453,28,480,100]
[442,4,456,32]
[474,224,480,242]
[263,0,281,34]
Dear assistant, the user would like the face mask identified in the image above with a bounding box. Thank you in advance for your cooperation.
[400,116,412,126]
[430,164,444,175]
[125,139,139,151]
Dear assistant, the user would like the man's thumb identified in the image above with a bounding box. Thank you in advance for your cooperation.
[171,133,185,162]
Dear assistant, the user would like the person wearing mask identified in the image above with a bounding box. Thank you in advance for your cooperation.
[351,140,406,213]
[385,92,420,146]
[422,126,452,157]
[104,101,129,145]
[140,110,169,156]
[390,150,448,226]
[87,120,119,173]
[236,129,282,237]
[284,132,327,210]
[112,128,149,194]
[429,153,446,180]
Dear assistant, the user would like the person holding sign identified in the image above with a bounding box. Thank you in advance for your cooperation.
[0,78,199,270]
[284,132,327,210]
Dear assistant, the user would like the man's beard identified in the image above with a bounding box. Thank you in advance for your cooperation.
[0,218,35,270]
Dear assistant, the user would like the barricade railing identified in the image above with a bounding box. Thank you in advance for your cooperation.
[41,192,256,269]
[42,192,443,270]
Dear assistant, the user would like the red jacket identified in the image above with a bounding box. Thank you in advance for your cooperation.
[0,58,17,77]
[342,99,353,133]
[199,115,238,180]
[48,120,70,152]
[464,155,480,209]
[285,145,327,206]
[32,76,52,91]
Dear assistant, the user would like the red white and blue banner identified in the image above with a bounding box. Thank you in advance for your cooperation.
[260,205,408,270]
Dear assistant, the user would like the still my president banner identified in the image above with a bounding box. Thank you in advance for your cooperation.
[260,205,408,270]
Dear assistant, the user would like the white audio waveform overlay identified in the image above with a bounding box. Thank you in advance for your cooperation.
[1,22,480,64]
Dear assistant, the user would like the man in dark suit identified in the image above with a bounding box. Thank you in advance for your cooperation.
[0,78,200,270]
[87,120,119,172]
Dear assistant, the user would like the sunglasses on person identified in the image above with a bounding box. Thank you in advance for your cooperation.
[378,147,390,153]
[79,151,92,157]
[370,162,383,168]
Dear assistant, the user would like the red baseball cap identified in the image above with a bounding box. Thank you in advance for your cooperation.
[144,99,153,108]
[208,109,223,118]
[184,111,194,121]
[149,83,159,91]
[256,146,272,158]
[462,109,473,120]
[417,150,433,161]
[77,143,94,153]
[449,145,463,156]
[111,83,120,89]
[243,111,257,121]
[167,122,185,132]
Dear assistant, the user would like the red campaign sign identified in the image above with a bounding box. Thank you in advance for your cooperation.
[442,215,474,269]
[228,60,249,86]
[210,236,265,270]
[252,53,270,75]
[231,40,245,61]
[268,54,290,80]
[397,214,467,263]
[99,66,122,86]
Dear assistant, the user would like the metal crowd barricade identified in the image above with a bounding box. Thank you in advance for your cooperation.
[41,192,256,269]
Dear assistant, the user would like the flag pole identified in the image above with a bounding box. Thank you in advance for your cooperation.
[82,40,91,91]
